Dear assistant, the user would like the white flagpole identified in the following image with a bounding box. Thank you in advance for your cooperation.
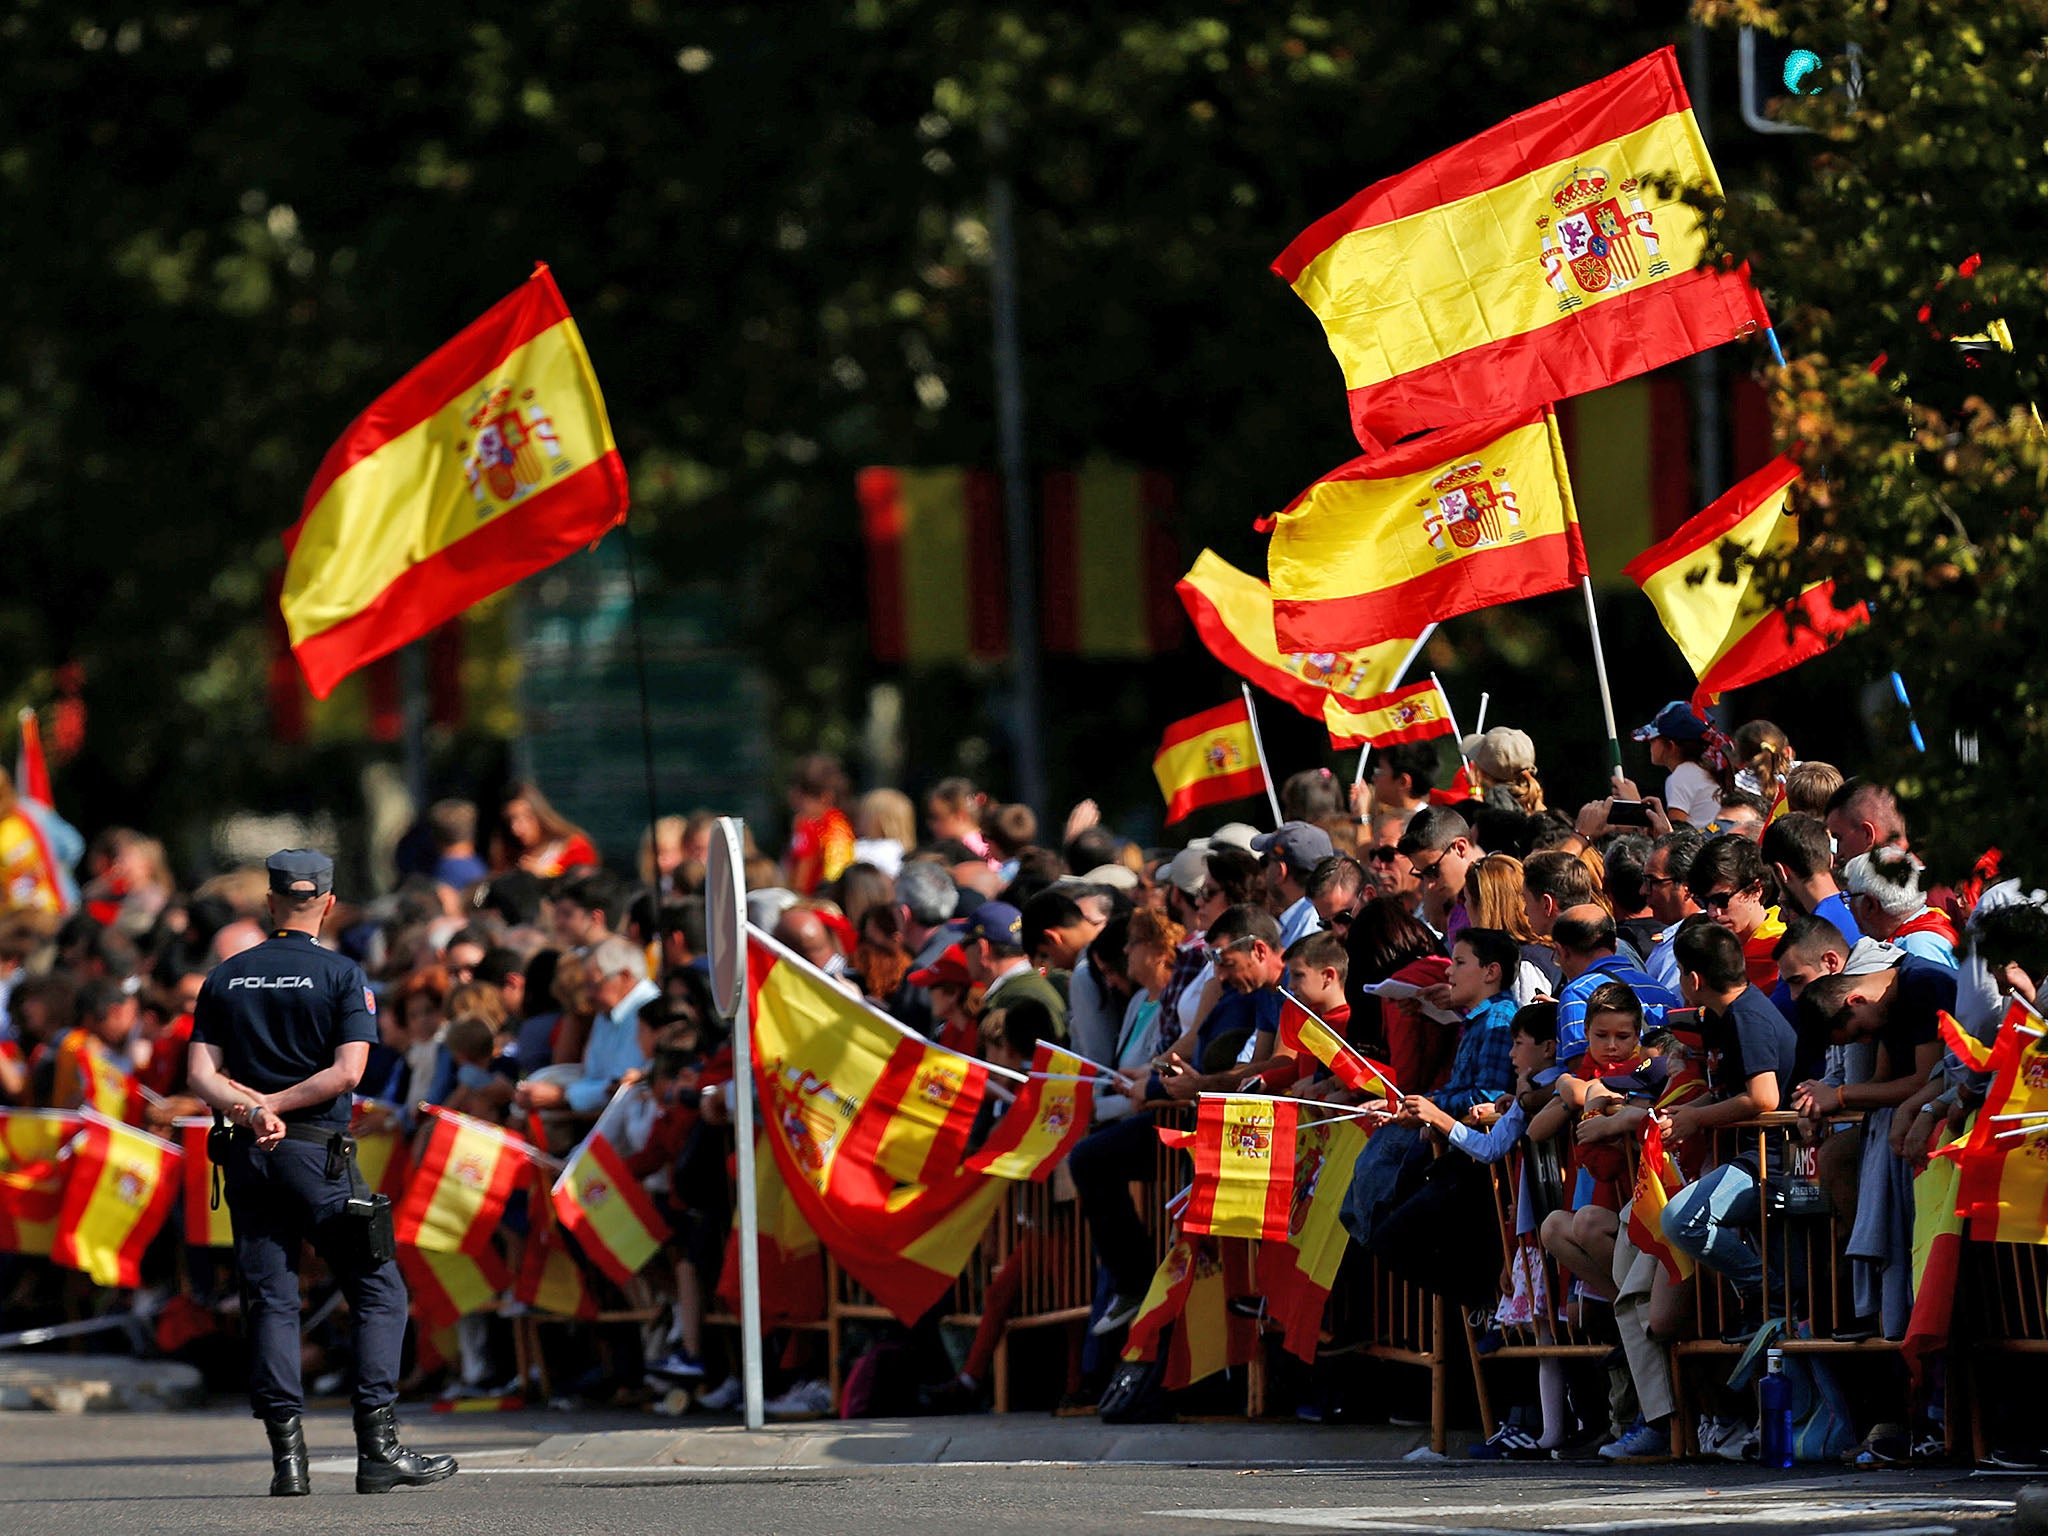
[1580,576,1625,786]
[1473,691,1492,737]
[1240,681,1285,827]
[1354,624,1438,788]
[1430,671,1472,788]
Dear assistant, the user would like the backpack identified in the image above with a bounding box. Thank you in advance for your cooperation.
[1728,1344,1857,1463]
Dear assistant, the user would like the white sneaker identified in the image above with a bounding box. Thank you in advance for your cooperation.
[697,1377,744,1412]
[765,1378,833,1420]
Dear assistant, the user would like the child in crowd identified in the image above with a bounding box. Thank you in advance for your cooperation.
[1393,1002,1570,1457]
[442,1015,513,1123]
[1536,982,1648,1306]
[925,777,993,862]
[1275,930,1351,1095]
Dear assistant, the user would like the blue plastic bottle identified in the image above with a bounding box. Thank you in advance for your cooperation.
[1758,1347,1795,1469]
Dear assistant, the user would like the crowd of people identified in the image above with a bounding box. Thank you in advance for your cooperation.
[0,705,2037,1463]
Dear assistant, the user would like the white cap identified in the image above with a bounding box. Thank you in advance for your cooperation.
[1081,864,1142,892]
[1209,822,1261,854]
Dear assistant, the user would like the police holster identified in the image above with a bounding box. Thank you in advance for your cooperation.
[206,1113,397,1266]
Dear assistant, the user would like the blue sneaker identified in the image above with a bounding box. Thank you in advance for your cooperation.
[649,1349,706,1383]
[1470,1422,1543,1460]
[1599,1417,1671,1463]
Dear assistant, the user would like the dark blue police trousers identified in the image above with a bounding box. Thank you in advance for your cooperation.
[222,1135,407,1420]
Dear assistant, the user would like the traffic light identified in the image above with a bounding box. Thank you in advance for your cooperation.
[1738,29,1863,135]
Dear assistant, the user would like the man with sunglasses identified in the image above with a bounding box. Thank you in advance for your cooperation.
[1640,830,1705,993]
[1306,855,1367,936]
[1366,811,1423,918]
[1686,835,1787,990]
[1397,806,1480,947]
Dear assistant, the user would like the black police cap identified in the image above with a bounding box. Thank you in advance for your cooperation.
[267,848,334,899]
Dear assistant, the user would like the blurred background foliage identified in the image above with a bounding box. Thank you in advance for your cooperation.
[1,0,1991,871]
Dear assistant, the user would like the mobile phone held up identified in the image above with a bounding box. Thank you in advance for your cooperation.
[1608,799,1653,828]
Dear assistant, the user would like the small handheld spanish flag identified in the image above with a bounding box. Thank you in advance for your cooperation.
[1278,992,1399,1101]
[1151,698,1269,825]
[1324,677,1456,752]
[1160,1095,1298,1242]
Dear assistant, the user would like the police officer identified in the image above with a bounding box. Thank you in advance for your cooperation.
[187,849,456,1497]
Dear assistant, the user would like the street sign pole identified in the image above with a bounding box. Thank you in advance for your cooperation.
[708,817,763,1430]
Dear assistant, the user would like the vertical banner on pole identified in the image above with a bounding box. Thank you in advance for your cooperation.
[707,817,764,1430]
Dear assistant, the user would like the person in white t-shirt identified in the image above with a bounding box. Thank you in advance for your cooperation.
[1630,702,1725,829]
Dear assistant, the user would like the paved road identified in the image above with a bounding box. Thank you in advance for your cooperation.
[0,1408,2023,1536]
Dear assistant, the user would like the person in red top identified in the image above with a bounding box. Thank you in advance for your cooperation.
[906,944,979,1054]
[783,753,856,896]
[492,780,599,878]
[1271,930,1351,1094]
[1536,981,1648,1304]
[137,961,208,1100]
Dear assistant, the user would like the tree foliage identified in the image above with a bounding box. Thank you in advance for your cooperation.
[1698,0,2048,877]
[1,2,1709,857]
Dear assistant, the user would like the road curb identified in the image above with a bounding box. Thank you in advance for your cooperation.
[0,1355,206,1412]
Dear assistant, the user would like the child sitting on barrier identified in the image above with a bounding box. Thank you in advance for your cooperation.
[1536,982,1648,1307]
[1395,1002,1574,1457]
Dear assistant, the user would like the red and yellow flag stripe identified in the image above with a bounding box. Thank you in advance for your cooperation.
[1277,995,1398,1098]
[963,1043,1094,1181]
[1177,549,1425,721]
[1255,1116,1371,1364]
[552,1132,671,1288]
[51,1112,182,1288]
[399,1244,511,1328]
[177,1119,233,1249]
[1624,456,1867,707]
[1169,1095,1298,1241]
[1324,678,1456,752]
[1272,47,1769,453]
[394,1107,534,1258]
[1152,699,1268,825]
[1268,407,1587,653]
[282,265,627,700]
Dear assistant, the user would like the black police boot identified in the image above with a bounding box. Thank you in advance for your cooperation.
[353,1404,457,1494]
[265,1414,310,1497]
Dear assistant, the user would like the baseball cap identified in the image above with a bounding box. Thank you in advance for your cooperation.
[961,901,1024,948]
[907,943,973,989]
[1631,702,1709,743]
[1163,846,1210,896]
[1209,822,1261,854]
[267,848,334,899]
[1250,821,1336,874]
[1459,726,1536,781]
[1081,863,1141,893]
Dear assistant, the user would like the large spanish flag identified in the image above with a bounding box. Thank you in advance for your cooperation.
[50,1111,181,1288]
[1162,1095,1298,1241]
[1256,1114,1370,1363]
[394,1106,535,1258]
[1278,994,1398,1099]
[1273,47,1769,454]
[1269,408,1586,652]
[1624,456,1868,707]
[1324,678,1457,753]
[1120,1236,1257,1389]
[717,1137,827,1327]
[1176,549,1426,721]
[176,1118,233,1249]
[748,929,1010,1323]
[282,265,628,699]
[552,1131,671,1287]
[963,1042,1094,1181]
[1153,698,1269,824]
